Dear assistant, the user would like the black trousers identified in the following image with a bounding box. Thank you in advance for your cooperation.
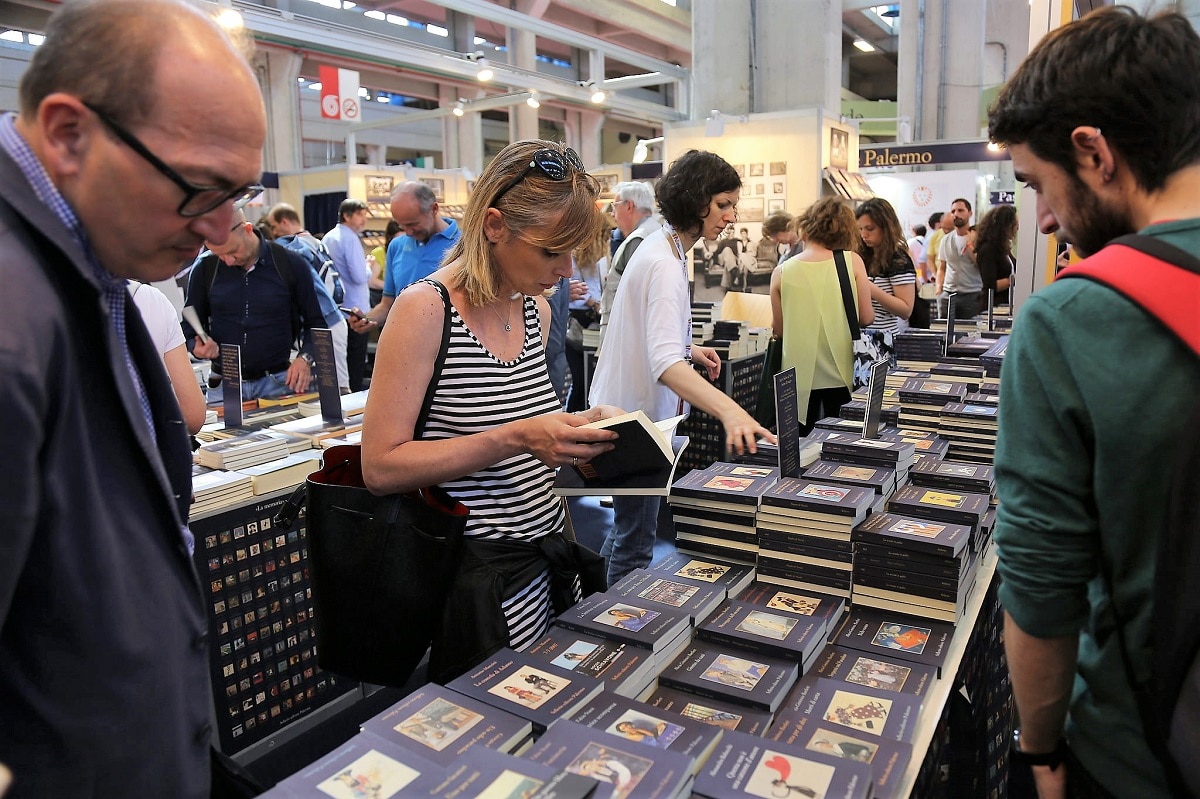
[346,327,369,392]
[799,386,851,437]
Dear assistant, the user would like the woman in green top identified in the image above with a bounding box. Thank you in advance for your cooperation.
[770,198,873,434]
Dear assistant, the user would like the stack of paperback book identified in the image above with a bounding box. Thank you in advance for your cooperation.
[554,592,693,667]
[359,682,535,764]
[837,398,900,428]
[445,648,605,734]
[850,512,977,623]
[656,642,799,714]
[608,568,727,625]
[196,430,291,470]
[812,416,873,434]
[909,458,995,497]
[881,429,950,462]
[734,583,846,645]
[896,378,968,434]
[808,645,936,701]
[667,463,780,564]
[832,607,954,679]
[945,336,995,359]
[232,450,322,495]
[820,436,915,490]
[927,363,985,391]
[887,482,991,556]
[297,388,368,418]
[522,718,696,799]
[641,684,774,736]
[801,459,898,497]
[694,728,875,799]
[645,553,758,598]
[265,731,443,799]
[269,413,365,445]
[695,599,828,674]
[936,402,1000,463]
[526,627,663,699]
[190,469,254,516]
[566,690,726,773]
[980,335,1010,378]
[755,479,875,598]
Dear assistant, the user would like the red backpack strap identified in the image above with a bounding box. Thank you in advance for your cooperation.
[1057,234,1200,357]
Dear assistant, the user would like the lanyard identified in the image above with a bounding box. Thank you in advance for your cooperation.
[662,223,694,367]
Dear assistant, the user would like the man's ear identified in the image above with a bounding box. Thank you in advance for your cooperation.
[36,93,94,180]
[483,207,507,243]
[1070,125,1115,183]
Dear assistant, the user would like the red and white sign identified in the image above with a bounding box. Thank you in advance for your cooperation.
[318,65,360,121]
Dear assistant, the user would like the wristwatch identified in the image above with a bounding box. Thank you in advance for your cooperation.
[1010,731,1067,771]
[299,353,316,368]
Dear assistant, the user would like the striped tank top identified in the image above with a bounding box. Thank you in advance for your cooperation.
[421,288,565,650]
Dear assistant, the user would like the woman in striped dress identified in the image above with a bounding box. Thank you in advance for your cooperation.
[362,140,621,680]
[855,198,917,365]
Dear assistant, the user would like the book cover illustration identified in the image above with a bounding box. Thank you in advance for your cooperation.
[646,553,756,595]
[697,600,824,664]
[835,609,953,674]
[852,512,970,558]
[315,750,420,799]
[569,691,725,769]
[555,593,690,652]
[735,584,846,638]
[771,678,920,745]
[404,745,598,799]
[643,686,773,735]
[487,666,572,710]
[608,569,726,622]
[524,628,655,697]
[809,647,935,699]
[703,654,770,691]
[822,689,896,737]
[744,750,837,799]
[386,697,483,751]
[659,644,798,712]
[694,729,872,799]
[276,732,441,799]
[446,649,603,731]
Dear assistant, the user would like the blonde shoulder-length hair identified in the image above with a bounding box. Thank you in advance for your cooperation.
[447,139,603,306]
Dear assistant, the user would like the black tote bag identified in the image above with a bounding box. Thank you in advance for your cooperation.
[753,336,784,430]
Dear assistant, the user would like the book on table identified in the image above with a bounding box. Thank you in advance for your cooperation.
[851,512,971,560]
[656,642,799,713]
[833,607,954,677]
[769,676,922,745]
[693,728,874,799]
[444,648,604,733]
[554,592,692,655]
[695,600,826,667]
[525,627,661,699]
[521,718,695,799]
[886,482,990,529]
[405,745,599,799]
[567,690,725,775]
[358,682,533,766]
[808,645,936,699]
[641,685,773,737]
[271,731,442,799]
[607,568,727,625]
[645,553,757,597]
[734,583,846,641]
[554,412,688,495]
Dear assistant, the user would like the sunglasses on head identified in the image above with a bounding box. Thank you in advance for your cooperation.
[493,147,585,205]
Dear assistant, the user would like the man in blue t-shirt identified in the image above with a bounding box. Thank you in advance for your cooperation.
[364,181,459,325]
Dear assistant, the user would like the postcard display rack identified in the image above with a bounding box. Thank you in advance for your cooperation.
[677,351,765,473]
[191,489,361,760]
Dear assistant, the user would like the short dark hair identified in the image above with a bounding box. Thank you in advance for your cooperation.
[914,224,927,237]
[797,198,858,252]
[762,210,794,237]
[656,150,741,239]
[339,198,368,222]
[928,212,943,226]
[952,198,972,213]
[268,203,301,226]
[989,6,1200,193]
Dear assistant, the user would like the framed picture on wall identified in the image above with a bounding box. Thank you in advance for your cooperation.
[418,177,445,203]
[739,197,765,223]
[768,199,785,214]
[593,173,620,198]
[830,128,850,170]
[773,182,785,195]
[365,175,394,203]
[769,161,788,176]
[755,183,765,195]
[749,163,764,177]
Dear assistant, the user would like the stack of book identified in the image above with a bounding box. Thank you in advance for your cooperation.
[667,464,780,565]
[267,731,442,799]
[837,397,900,428]
[801,459,897,497]
[734,583,846,645]
[641,684,773,736]
[522,718,696,799]
[755,479,875,598]
[887,482,991,555]
[656,642,799,714]
[909,458,995,497]
[765,678,917,799]
[694,728,875,799]
[850,512,977,623]
[232,450,322,495]
[809,646,936,700]
[645,553,758,598]
[936,402,1000,463]
[608,568,728,626]
[980,335,1010,378]
[526,627,662,699]
[269,413,365,445]
[297,389,368,418]
[812,416,872,434]
[554,592,693,665]
[881,429,950,462]
[944,336,994,359]
[893,330,944,369]
[566,690,726,773]
[896,378,968,434]
[695,599,827,674]
[819,436,916,490]
[832,607,954,678]
[444,648,605,734]
[190,469,254,516]
[927,363,985,392]
[196,430,291,470]
[359,682,535,764]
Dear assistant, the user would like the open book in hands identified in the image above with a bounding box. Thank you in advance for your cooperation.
[555,411,688,496]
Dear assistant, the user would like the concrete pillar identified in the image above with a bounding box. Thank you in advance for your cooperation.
[578,109,606,168]
[364,145,386,166]
[253,48,303,173]
[508,3,540,142]
[919,0,987,140]
[446,11,484,172]
[897,0,922,141]
[753,0,841,113]
[691,0,752,118]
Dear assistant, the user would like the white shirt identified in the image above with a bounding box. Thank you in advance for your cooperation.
[590,228,691,422]
[128,281,184,356]
[906,235,926,271]
[939,229,982,292]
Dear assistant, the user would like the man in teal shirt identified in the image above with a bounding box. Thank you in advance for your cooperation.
[989,8,1200,798]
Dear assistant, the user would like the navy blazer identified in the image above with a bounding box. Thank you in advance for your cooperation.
[0,149,211,797]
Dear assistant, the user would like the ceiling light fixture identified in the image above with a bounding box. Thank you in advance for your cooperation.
[465,51,494,82]
[527,92,541,109]
[580,81,607,104]
[853,39,876,53]
[632,136,665,164]
[452,99,465,117]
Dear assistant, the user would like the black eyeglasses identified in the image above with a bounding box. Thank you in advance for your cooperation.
[82,101,264,218]
[493,147,585,205]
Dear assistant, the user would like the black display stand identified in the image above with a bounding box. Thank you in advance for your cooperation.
[190,490,360,759]
[677,350,766,473]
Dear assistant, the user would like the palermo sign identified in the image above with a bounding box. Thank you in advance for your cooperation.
[859,141,1010,168]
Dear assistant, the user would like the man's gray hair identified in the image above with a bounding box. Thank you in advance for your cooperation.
[614,181,655,214]
[392,181,438,214]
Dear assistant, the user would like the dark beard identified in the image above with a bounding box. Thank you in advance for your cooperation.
[1063,174,1135,257]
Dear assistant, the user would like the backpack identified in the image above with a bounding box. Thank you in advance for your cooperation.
[199,240,305,348]
[1058,233,1200,797]
[278,233,344,305]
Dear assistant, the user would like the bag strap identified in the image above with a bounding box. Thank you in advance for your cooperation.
[414,279,453,439]
[1057,234,1200,357]
[833,249,861,339]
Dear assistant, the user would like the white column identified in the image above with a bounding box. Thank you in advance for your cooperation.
[253,48,303,173]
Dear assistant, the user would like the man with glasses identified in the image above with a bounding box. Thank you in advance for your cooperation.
[0,0,266,795]
[599,181,658,349]
[187,210,329,401]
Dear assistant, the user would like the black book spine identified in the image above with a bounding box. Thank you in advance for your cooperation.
[854,549,968,580]
[853,562,968,592]
[853,571,961,603]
